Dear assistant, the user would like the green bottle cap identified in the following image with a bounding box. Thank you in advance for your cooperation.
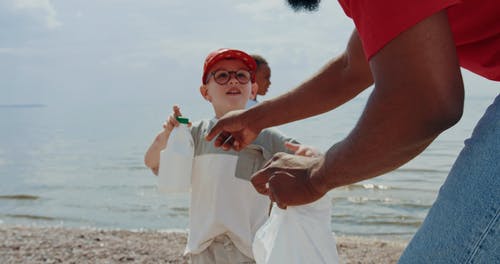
[176,116,189,124]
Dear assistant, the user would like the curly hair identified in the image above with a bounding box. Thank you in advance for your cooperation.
[251,54,268,68]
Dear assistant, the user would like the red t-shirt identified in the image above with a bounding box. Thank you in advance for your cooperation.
[338,0,500,81]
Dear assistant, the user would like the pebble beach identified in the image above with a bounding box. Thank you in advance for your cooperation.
[0,226,408,263]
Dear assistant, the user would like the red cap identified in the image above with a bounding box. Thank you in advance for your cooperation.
[202,48,257,84]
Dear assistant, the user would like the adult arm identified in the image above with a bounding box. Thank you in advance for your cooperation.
[252,11,465,207]
[205,30,374,150]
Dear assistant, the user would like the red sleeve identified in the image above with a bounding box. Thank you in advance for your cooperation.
[339,0,461,60]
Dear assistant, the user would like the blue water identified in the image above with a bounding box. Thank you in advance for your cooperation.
[0,90,497,240]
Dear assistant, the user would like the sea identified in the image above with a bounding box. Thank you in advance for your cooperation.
[0,88,497,241]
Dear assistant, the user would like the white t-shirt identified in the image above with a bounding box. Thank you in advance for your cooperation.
[183,118,296,258]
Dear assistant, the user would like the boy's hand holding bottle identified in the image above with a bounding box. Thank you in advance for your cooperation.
[163,105,192,135]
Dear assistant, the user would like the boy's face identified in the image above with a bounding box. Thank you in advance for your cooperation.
[255,64,271,96]
[200,59,257,117]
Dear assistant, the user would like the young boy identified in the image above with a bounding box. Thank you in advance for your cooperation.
[252,54,271,100]
[144,48,318,263]
[246,54,271,108]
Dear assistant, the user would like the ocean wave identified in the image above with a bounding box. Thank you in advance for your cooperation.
[333,214,422,227]
[335,196,432,209]
[341,184,390,191]
[340,183,436,193]
[3,214,56,221]
[396,168,448,173]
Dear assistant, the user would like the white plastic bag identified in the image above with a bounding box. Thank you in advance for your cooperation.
[252,196,340,264]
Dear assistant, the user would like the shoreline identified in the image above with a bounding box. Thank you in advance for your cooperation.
[0,225,408,263]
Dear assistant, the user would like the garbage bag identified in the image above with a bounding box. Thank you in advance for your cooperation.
[253,196,340,264]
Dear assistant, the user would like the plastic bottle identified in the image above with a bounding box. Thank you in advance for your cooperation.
[158,116,194,193]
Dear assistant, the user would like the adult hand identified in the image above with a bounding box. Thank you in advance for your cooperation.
[251,152,328,209]
[205,110,261,151]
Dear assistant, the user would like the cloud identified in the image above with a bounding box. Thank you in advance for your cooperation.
[12,0,62,29]
[1,0,356,105]
[234,0,284,20]
[0,47,35,56]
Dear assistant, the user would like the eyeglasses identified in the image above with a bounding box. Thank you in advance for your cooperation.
[207,70,252,85]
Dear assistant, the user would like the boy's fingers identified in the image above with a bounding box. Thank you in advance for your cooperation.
[284,141,300,152]
[173,105,182,117]
[169,115,179,126]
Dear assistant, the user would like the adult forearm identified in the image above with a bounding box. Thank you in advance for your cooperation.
[246,31,373,130]
[311,12,466,190]
[252,64,367,127]
[313,82,463,191]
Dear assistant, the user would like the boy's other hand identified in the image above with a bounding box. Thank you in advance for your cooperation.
[285,142,321,157]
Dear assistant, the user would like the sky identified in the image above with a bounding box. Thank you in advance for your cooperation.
[1,0,353,107]
[1,0,498,108]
